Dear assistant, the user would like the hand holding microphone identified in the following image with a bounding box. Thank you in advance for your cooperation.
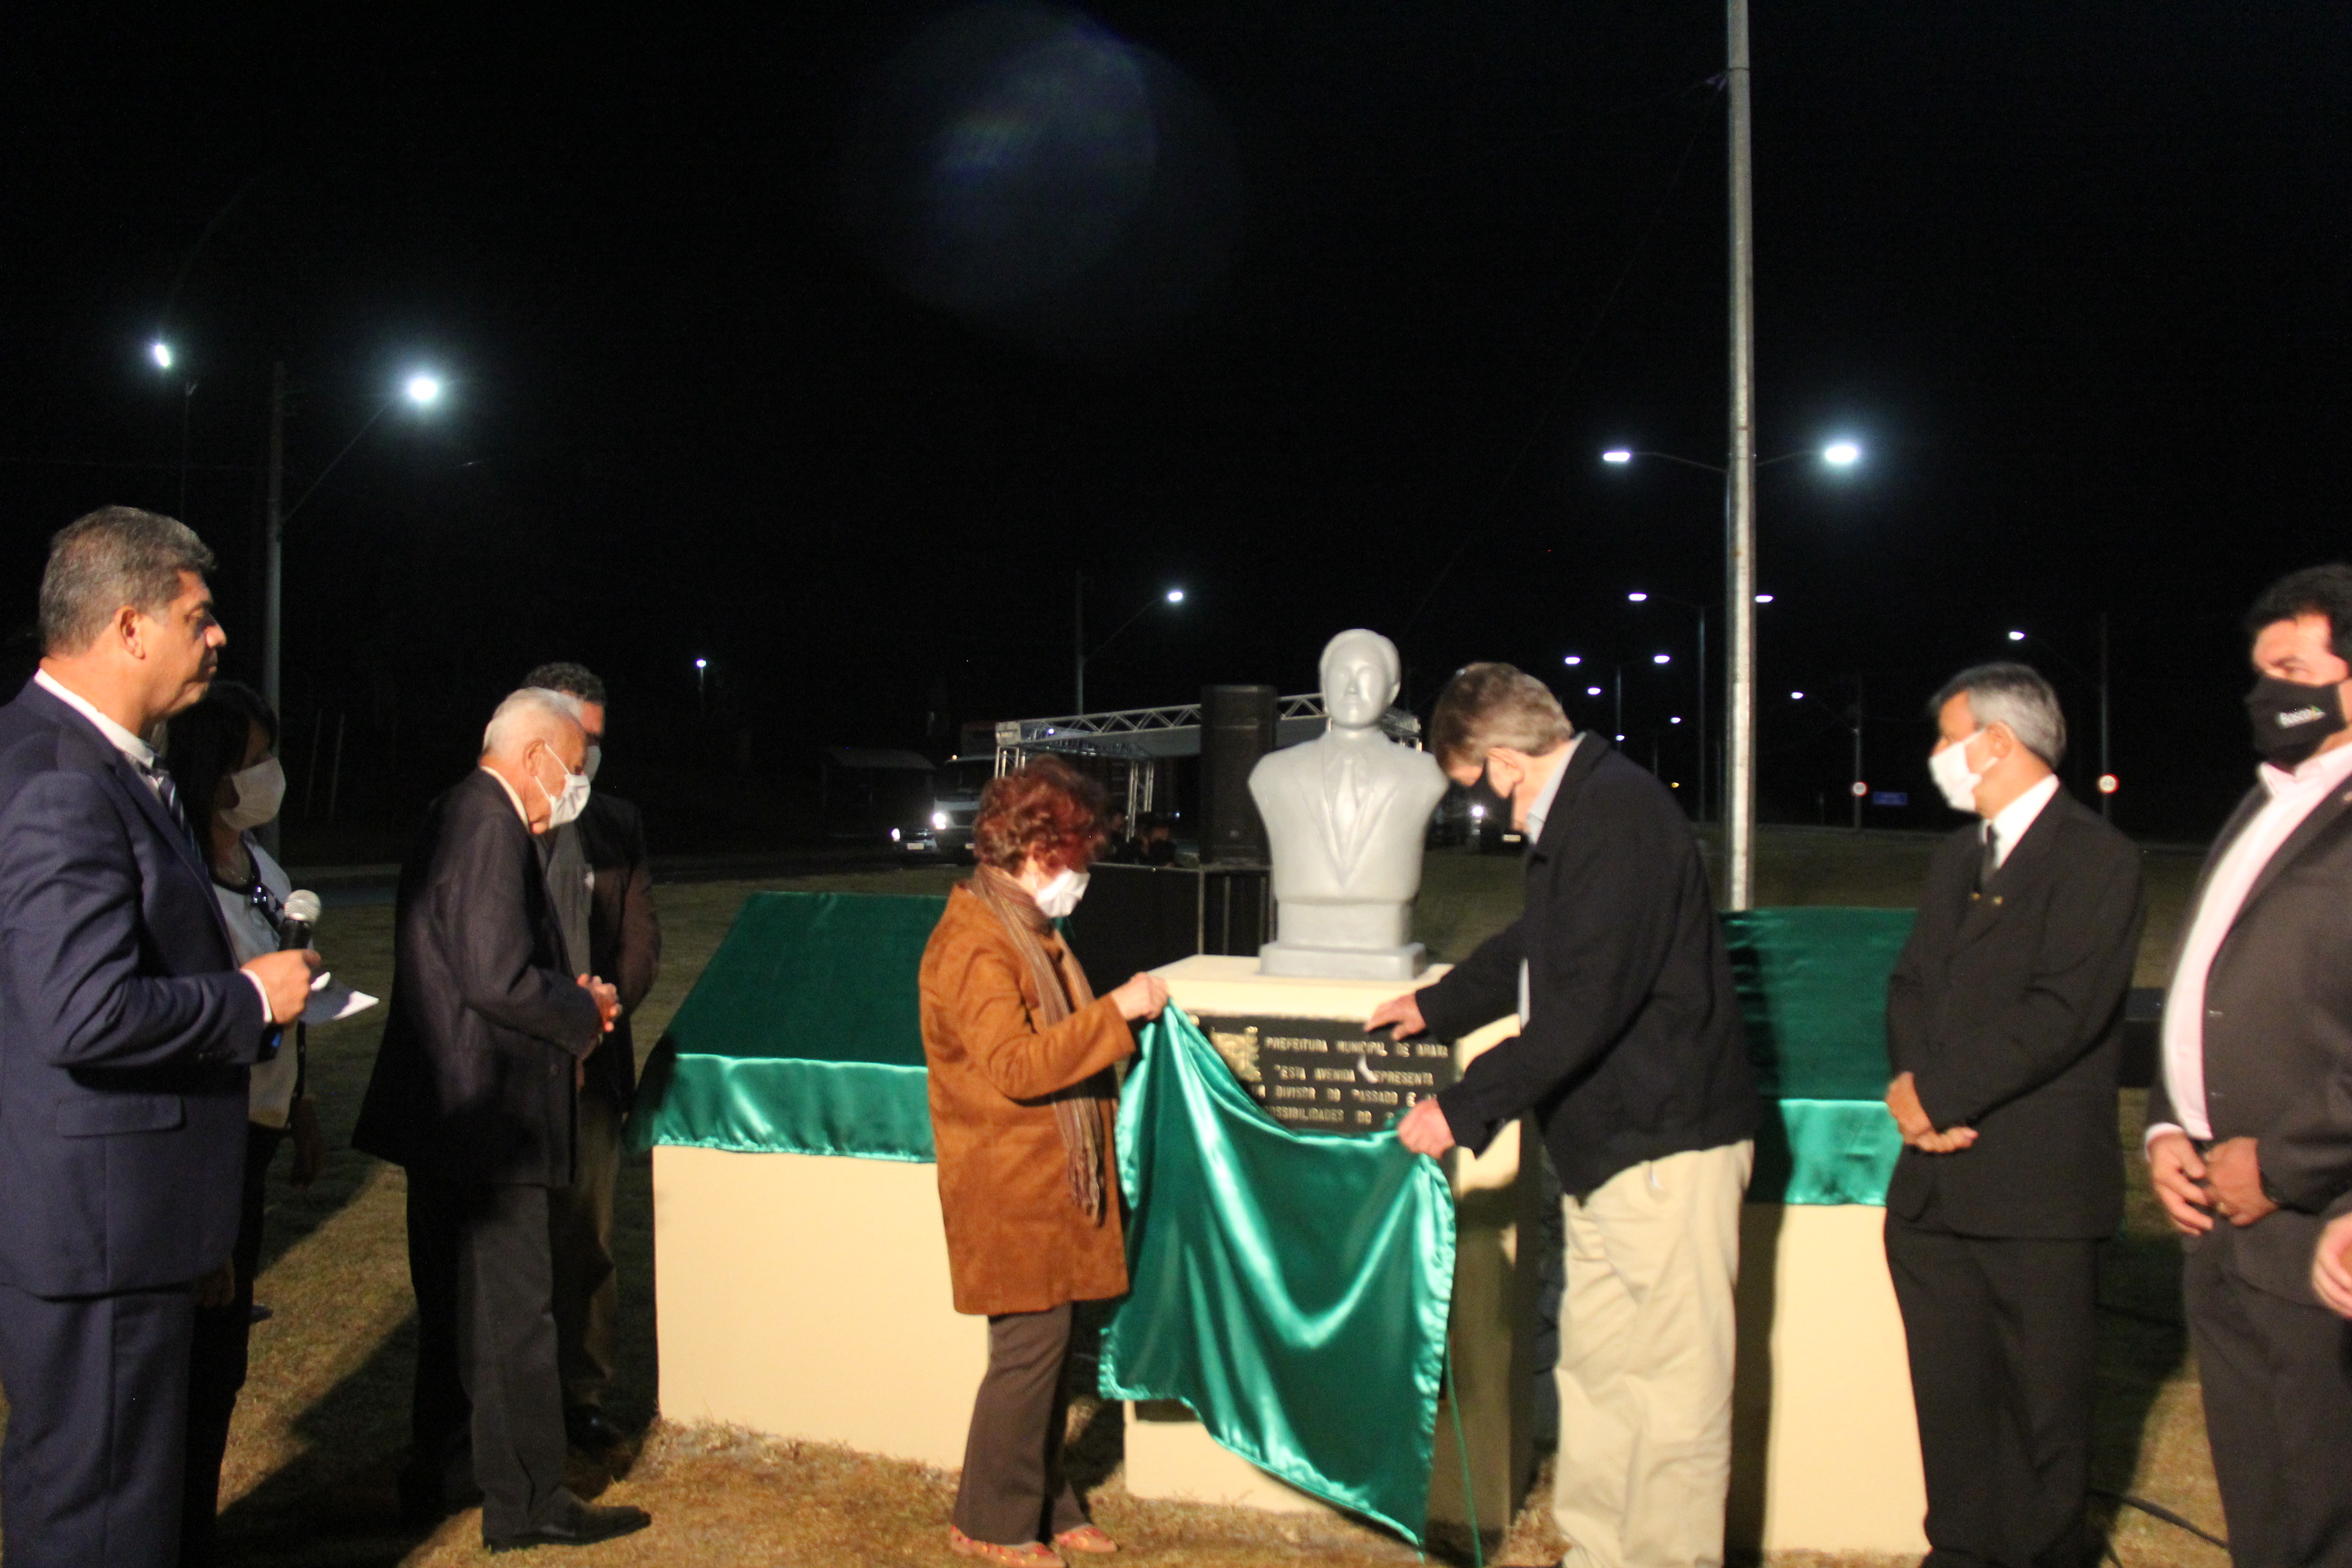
[240,888,323,1025]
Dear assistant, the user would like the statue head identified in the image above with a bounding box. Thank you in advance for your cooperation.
[1320,629,1402,731]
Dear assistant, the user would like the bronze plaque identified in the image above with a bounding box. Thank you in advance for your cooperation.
[1194,1014,1456,1135]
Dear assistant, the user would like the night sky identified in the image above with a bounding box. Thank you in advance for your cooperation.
[3,4,2347,843]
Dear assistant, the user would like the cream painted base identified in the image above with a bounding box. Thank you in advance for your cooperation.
[1730,1202,1928,1554]
[1123,956,1534,1534]
[653,1143,985,1466]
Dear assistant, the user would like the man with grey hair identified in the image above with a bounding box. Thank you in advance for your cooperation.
[354,690,651,1551]
[1371,662,1759,1568]
[0,506,319,1566]
[1883,662,2141,1568]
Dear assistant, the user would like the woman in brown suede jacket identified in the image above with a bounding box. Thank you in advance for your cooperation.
[920,759,1167,1567]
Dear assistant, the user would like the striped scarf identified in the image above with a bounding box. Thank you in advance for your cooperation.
[970,866,1115,1225]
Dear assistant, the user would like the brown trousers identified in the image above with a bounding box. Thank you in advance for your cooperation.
[954,1304,1090,1546]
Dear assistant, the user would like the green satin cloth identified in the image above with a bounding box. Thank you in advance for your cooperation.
[628,891,946,1158]
[1098,1006,1457,1545]
[1722,907,1915,1205]
[630,894,1915,1206]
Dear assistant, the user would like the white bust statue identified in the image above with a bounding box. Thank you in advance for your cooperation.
[1250,629,1447,979]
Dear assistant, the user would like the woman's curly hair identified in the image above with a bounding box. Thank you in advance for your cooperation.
[971,757,1106,873]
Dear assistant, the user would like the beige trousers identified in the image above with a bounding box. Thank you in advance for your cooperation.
[1554,1141,1753,1568]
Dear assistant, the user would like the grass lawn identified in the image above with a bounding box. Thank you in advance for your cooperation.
[0,836,2232,1565]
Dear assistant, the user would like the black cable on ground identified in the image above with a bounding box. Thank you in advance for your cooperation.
[2091,1488,2229,1551]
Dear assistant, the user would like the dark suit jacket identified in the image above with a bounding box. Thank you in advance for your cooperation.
[1885,788,2145,1240]
[2149,765,2352,1300]
[353,769,603,1187]
[576,791,658,1103]
[1416,736,1761,1200]
[0,677,269,1295]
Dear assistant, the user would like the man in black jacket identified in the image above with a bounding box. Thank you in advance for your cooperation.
[1373,663,1759,1568]
[522,662,661,1455]
[2148,565,2352,1568]
[1882,663,2143,1568]
[353,688,650,1553]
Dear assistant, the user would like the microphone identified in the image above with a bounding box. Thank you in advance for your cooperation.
[280,889,322,952]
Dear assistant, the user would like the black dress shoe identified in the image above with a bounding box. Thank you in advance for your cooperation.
[485,1502,651,1553]
[564,1406,627,1453]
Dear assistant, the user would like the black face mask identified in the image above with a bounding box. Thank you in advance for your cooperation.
[2246,674,2349,767]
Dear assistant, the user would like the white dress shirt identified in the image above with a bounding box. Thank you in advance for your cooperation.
[2150,740,2352,1145]
[34,668,276,1022]
[1517,734,1583,1025]
[1984,773,2060,870]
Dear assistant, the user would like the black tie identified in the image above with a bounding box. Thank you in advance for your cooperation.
[1978,823,2000,890]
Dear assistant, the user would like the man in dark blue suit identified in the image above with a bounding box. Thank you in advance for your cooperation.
[0,507,318,1567]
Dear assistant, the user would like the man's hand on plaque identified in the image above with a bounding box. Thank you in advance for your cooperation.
[1396,1097,1455,1158]
[1367,991,1426,1041]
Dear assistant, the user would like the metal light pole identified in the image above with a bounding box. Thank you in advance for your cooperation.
[1726,0,1759,908]
[1073,580,1184,714]
[1631,593,1710,821]
[263,361,287,720]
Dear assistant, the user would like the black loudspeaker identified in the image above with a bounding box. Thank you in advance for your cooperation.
[1199,684,1277,865]
[1063,864,1271,997]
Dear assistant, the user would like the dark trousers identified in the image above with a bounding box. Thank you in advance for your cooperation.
[549,1085,622,1414]
[181,1122,284,1566]
[2184,1227,2352,1568]
[0,1280,196,1568]
[954,1304,1091,1547]
[405,1175,573,1540]
[1885,1210,2098,1568]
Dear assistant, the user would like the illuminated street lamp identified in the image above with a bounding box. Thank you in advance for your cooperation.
[1073,576,1186,711]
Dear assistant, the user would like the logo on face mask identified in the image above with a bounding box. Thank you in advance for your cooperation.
[2245,675,2349,768]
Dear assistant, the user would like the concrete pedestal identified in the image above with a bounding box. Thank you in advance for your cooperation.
[1122,956,1535,1534]
[654,1144,985,1466]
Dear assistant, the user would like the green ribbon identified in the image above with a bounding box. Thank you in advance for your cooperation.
[1099,1006,1456,1546]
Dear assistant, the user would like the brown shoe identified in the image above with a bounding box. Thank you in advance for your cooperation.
[949,1526,1062,1565]
[1054,1524,1120,1554]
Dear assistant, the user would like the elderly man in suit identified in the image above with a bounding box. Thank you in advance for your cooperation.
[521,661,661,1455]
[353,689,651,1553]
[1882,663,2144,1568]
[2149,565,2352,1568]
[1371,662,1759,1568]
[0,507,318,1567]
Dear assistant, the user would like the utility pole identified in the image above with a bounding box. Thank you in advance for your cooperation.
[1724,0,1759,908]
[2098,611,2112,820]
[1849,676,1866,832]
[261,361,286,859]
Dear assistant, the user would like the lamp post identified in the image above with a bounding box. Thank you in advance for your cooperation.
[1628,592,1709,821]
[260,366,445,720]
[1790,685,1867,829]
[1604,441,1859,904]
[695,657,709,712]
[1073,575,1184,712]
[2004,620,2114,818]
[149,340,197,520]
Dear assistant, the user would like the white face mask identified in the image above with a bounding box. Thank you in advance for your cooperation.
[1928,730,1987,814]
[583,743,603,783]
[218,756,287,831]
[1034,868,1090,919]
[534,748,593,828]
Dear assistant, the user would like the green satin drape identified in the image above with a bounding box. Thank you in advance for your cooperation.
[1098,1006,1457,1546]
[628,895,1917,1210]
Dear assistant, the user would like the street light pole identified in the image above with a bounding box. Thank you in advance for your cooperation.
[263,360,286,720]
[1073,571,1086,713]
[1726,0,1759,908]
[2098,612,2112,819]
